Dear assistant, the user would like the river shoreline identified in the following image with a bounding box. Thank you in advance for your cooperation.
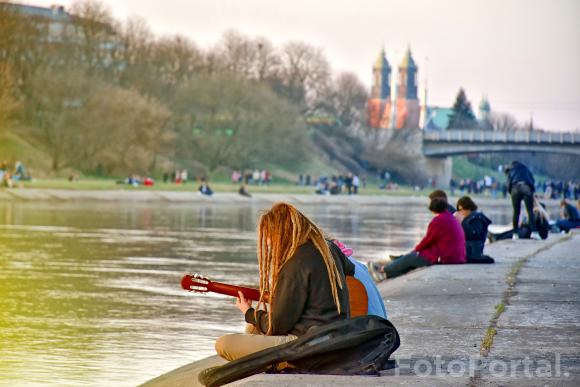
[0,187,562,208]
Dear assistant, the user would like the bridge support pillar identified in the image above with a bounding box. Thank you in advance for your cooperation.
[424,156,452,188]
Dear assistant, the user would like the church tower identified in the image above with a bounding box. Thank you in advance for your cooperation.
[478,96,492,130]
[367,48,392,129]
[371,47,391,99]
[478,96,491,121]
[394,47,420,129]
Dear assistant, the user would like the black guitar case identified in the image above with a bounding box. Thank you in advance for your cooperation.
[199,315,400,387]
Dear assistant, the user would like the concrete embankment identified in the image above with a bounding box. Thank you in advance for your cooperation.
[0,187,559,210]
[143,232,580,386]
[0,187,427,205]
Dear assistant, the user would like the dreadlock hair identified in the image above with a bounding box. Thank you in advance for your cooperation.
[256,202,344,334]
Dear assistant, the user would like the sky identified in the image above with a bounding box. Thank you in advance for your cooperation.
[26,0,580,132]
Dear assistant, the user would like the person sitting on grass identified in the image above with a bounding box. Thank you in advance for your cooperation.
[238,184,251,198]
[454,196,495,264]
[368,194,466,281]
[199,179,213,196]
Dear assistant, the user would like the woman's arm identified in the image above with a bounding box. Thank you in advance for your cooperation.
[414,217,441,252]
[245,259,308,335]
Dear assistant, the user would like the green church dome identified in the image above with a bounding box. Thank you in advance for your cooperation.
[479,98,491,112]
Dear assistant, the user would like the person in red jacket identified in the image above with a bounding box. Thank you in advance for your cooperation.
[368,195,466,280]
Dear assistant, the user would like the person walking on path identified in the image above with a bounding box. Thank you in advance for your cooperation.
[367,194,466,281]
[505,161,541,240]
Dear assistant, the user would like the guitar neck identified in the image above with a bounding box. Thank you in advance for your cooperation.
[208,281,266,302]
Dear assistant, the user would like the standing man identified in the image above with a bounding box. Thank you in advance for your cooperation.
[505,161,540,240]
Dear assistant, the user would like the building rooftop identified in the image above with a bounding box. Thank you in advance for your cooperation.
[425,107,453,131]
[2,2,72,22]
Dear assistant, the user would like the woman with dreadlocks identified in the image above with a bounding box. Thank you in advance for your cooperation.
[215,202,354,361]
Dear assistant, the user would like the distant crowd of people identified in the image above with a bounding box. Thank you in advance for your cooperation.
[0,160,30,188]
[449,175,580,201]
[312,173,365,196]
[540,180,580,200]
[163,169,190,184]
[231,169,271,185]
[117,175,155,187]
[449,176,505,198]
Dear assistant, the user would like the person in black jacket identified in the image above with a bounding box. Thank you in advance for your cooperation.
[489,195,550,242]
[455,196,494,263]
[505,161,540,240]
[215,202,354,361]
[556,199,580,232]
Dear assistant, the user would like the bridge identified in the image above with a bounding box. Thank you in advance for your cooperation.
[412,129,580,187]
[423,130,580,157]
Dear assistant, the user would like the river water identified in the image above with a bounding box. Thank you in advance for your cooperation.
[0,199,515,386]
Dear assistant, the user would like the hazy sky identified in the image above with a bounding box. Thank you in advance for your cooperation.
[29,0,580,131]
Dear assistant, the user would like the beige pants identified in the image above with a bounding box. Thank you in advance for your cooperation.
[215,324,298,361]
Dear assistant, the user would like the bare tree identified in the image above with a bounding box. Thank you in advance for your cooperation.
[329,71,368,133]
[150,35,204,86]
[82,85,173,174]
[489,111,520,131]
[254,37,280,81]
[27,68,95,171]
[69,0,118,77]
[0,62,19,132]
[27,66,173,173]
[279,41,332,114]
[216,30,257,78]
[0,3,46,93]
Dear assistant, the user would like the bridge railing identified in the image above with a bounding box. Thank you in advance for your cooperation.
[423,130,579,144]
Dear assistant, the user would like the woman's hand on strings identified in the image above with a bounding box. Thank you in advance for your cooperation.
[235,291,252,314]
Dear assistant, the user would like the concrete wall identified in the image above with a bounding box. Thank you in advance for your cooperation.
[423,156,452,188]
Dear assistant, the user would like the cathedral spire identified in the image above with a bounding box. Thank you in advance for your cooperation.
[397,46,418,100]
[371,48,391,99]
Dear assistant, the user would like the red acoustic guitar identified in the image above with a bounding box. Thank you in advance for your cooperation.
[181,273,368,317]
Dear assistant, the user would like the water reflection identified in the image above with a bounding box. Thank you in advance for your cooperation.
[0,199,517,386]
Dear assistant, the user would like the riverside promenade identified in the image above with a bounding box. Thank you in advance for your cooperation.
[145,232,580,387]
[0,187,561,209]
[3,188,578,385]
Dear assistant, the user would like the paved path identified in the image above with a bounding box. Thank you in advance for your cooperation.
[477,233,580,386]
[143,233,580,386]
